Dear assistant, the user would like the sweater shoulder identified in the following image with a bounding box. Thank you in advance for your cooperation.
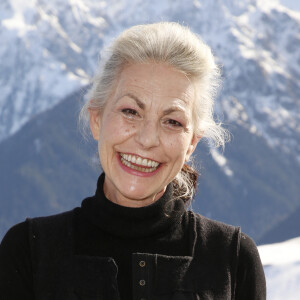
[28,209,75,225]
[184,211,242,264]
[1,220,29,246]
[0,220,34,298]
[0,220,30,262]
[27,209,75,243]
[187,211,241,241]
[25,209,77,265]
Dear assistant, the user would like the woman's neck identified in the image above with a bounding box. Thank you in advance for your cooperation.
[103,176,167,208]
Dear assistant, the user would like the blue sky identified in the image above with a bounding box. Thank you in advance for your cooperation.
[279,0,300,11]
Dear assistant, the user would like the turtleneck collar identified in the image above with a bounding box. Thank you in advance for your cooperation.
[81,173,185,239]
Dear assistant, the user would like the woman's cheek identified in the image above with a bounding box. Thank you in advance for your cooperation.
[163,131,188,149]
[104,115,136,138]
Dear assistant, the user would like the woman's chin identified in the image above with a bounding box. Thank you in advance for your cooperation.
[113,186,158,207]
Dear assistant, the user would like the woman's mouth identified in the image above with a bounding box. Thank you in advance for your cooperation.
[119,153,160,173]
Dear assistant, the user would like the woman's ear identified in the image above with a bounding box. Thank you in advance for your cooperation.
[88,108,101,141]
[185,134,201,162]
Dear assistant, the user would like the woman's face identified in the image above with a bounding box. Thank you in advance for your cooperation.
[89,63,199,207]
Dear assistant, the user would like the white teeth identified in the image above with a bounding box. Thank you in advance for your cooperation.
[120,153,160,173]
[136,157,142,165]
[121,158,157,173]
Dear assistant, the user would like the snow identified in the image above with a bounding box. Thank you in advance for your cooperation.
[1,0,36,36]
[2,13,36,35]
[258,237,300,299]
[259,237,300,266]
[37,6,82,53]
[211,149,234,177]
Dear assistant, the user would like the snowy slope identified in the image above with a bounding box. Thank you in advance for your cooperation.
[1,0,300,162]
[258,237,300,299]
[0,0,110,138]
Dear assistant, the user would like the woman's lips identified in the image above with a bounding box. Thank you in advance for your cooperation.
[117,152,162,177]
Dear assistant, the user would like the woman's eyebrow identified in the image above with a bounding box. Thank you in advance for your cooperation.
[120,93,145,109]
[163,105,186,116]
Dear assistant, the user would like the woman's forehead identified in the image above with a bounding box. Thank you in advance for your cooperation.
[113,63,195,105]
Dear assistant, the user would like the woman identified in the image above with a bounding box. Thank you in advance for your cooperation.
[0,22,266,299]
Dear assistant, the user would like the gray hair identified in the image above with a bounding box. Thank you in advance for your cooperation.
[80,22,229,204]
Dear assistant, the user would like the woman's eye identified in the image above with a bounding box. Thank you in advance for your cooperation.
[166,119,183,127]
[121,108,139,117]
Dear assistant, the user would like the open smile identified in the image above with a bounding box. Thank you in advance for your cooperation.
[119,153,160,173]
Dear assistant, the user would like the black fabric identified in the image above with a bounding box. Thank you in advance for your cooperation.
[0,174,266,299]
[74,174,192,299]
[81,173,185,239]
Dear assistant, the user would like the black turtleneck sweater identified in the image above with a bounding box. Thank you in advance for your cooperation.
[0,174,266,299]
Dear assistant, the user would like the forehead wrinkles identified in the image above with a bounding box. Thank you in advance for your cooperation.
[116,64,195,108]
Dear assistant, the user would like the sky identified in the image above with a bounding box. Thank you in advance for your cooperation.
[279,0,300,11]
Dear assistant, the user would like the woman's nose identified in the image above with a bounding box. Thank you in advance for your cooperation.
[135,120,160,149]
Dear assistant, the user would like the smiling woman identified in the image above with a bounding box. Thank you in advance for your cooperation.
[88,63,199,207]
[0,22,266,299]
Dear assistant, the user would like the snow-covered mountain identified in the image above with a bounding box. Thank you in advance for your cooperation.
[1,0,300,164]
[258,237,300,299]
[0,0,108,138]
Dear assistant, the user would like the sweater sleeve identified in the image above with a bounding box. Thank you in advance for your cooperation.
[0,221,34,299]
[235,233,266,300]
